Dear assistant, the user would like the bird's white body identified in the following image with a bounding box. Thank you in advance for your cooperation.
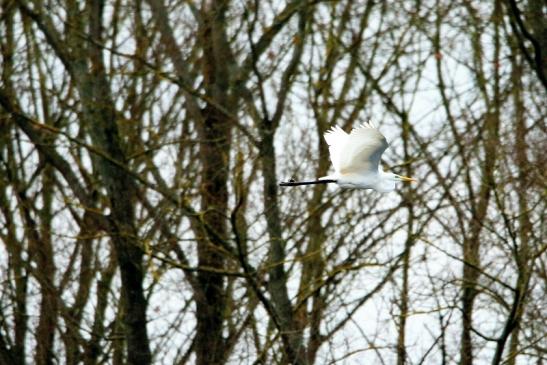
[319,122,414,192]
[321,170,397,192]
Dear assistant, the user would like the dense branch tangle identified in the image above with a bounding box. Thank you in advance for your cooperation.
[0,1,545,364]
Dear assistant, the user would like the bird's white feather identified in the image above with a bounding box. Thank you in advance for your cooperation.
[324,122,389,175]
[323,125,349,174]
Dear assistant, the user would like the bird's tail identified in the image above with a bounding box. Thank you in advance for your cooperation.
[319,175,337,181]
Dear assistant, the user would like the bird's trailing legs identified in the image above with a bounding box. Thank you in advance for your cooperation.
[279,178,337,187]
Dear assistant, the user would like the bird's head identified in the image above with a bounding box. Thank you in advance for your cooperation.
[375,172,417,192]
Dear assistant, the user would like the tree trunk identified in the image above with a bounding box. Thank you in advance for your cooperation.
[80,1,152,363]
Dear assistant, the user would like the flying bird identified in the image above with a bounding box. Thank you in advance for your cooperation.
[280,122,416,192]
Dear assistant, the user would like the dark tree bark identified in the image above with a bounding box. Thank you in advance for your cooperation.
[194,2,233,364]
[83,1,151,363]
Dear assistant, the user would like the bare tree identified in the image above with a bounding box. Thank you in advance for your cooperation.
[0,0,545,364]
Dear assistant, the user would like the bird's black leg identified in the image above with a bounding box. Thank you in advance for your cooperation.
[279,179,337,187]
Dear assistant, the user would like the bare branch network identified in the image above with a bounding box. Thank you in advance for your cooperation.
[0,1,545,364]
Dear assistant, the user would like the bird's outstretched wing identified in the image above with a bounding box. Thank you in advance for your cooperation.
[323,125,349,174]
[324,122,389,174]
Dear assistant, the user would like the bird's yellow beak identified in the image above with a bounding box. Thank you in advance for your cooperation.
[396,175,417,183]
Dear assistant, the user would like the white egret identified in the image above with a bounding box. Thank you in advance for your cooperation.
[280,122,416,192]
